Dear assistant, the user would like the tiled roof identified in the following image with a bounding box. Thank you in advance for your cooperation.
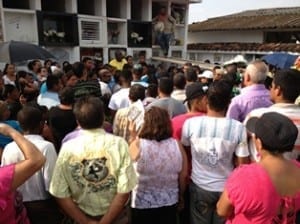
[187,42,300,53]
[189,7,300,32]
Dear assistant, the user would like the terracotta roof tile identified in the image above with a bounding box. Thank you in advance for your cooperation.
[187,42,300,53]
[189,7,300,32]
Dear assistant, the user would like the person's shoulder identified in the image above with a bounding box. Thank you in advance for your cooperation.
[75,79,100,88]
[175,100,186,108]
[25,134,52,146]
[3,140,18,151]
[113,88,128,96]
[247,107,265,117]
[74,80,101,97]
[4,119,18,126]
[146,98,159,106]
[226,164,266,203]
[172,113,186,122]
[110,89,120,100]
[48,105,60,113]
[230,91,244,103]
[173,113,197,123]
[4,120,21,130]
[102,132,128,149]
[115,107,129,116]
[62,128,81,144]
[222,118,246,133]
[104,131,126,142]
[35,138,56,151]
[244,107,270,123]
[229,163,261,181]
[226,117,244,125]
[99,80,109,89]
[62,131,84,144]
[2,141,23,165]
[184,115,204,127]
[172,98,186,108]
[85,80,101,90]
[170,97,182,103]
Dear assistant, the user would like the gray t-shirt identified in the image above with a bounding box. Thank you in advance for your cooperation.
[147,97,187,118]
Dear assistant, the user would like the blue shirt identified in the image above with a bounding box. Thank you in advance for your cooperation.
[40,82,47,94]
[0,120,22,149]
[37,91,60,109]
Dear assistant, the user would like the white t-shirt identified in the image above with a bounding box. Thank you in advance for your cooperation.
[108,88,130,111]
[1,135,57,202]
[181,116,249,192]
[3,75,16,86]
[99,81,112,96]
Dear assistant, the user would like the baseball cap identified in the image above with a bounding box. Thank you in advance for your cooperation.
[246,112,298,153]
[198,70,213,79]
[223,55,248,67]
[184,82,207,103]
[133,63,143,71]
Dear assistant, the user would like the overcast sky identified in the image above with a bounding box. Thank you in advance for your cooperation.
[188,0,300,23]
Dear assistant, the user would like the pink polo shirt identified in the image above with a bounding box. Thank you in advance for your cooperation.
[0,164,29,224]
[225,162,300,224]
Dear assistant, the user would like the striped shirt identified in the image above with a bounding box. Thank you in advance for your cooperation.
[73,80,102,100]
[181,116,249,192]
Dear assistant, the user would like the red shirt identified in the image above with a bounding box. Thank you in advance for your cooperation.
[172,112,205,141]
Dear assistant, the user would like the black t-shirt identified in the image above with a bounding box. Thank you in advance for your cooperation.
[48,106,77,151]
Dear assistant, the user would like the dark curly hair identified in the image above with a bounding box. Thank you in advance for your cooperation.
[138,106,172,141]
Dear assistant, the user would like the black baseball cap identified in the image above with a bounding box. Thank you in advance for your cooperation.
[246,112,298,153]
[184,82,207,103]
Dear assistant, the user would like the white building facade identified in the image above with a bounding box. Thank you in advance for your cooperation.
[0,0,201,64]
[187,7,300,64]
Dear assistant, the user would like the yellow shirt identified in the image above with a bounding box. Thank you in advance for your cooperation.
[109,59,127,71]
[49,129,137,216]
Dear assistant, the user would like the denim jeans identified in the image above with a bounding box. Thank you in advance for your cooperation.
[189,182,225,224]
[155,32,173,55]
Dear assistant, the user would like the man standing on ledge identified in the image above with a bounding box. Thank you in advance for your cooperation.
[153,6,176,57]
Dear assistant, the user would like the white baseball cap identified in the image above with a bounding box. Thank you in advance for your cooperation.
[198,70,213,79]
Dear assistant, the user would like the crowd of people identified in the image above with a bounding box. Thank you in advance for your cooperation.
[0,51,299,224]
